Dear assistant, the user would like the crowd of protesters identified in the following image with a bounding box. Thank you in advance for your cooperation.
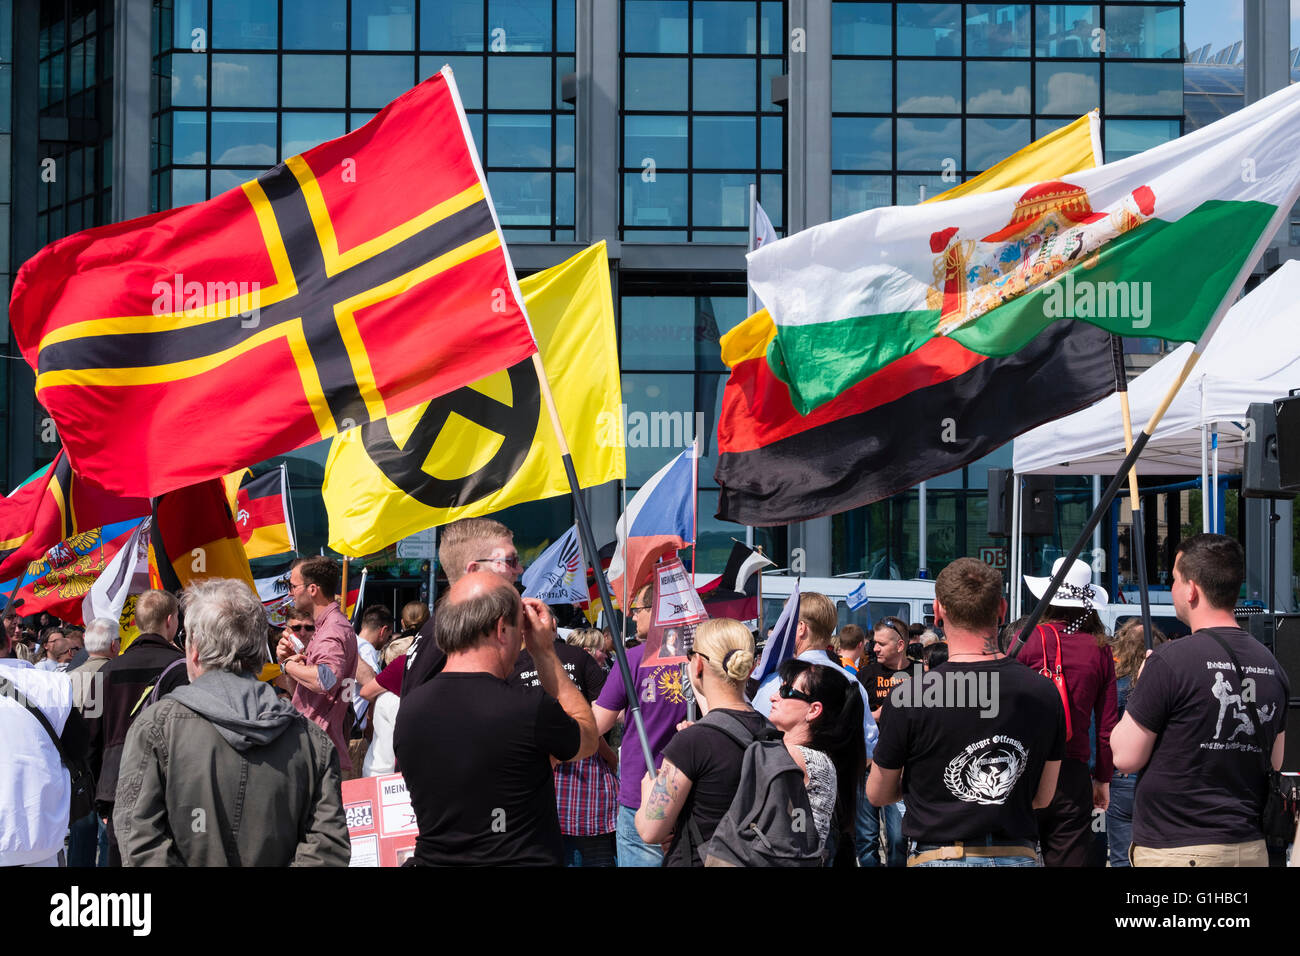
[0,524,1291,868]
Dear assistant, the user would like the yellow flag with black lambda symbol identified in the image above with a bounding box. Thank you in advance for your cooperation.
[323,241,624,556]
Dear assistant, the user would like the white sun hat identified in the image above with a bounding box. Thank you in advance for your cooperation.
[1023,557,1109,610]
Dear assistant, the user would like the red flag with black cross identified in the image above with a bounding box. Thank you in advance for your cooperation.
[9,67,538,499]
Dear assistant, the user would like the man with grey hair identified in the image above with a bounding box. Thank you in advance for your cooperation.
[114,578,350,866]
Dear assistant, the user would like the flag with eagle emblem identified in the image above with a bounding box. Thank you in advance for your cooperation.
[520,524,588,605]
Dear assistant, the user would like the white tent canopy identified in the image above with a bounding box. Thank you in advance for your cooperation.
[1013,259,1300,477]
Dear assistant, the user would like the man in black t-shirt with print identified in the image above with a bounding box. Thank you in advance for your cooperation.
[1113,534,1289,867]
[393,572,598,866]
[867,558,1065,867]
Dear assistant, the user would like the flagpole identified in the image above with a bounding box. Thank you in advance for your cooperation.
[281,461,299,556]
[340,556,349,610]
[1009,349,1202,659]
[531,353,656,773]
[1111,334,1154,650]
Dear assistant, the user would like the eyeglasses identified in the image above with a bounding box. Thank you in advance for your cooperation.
[288,624,316,634]
[630,604,651,613]
[778,683,815,704]
[475,555,522,569]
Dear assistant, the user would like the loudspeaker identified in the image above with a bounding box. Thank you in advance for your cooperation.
[1022,476,1056,536]
[1271,613,1300,689]
[1283,709,1300,773]
[1243,401,1300,499]
[1243,611,1275,651]
[1276,395,1300,490]
[988,468,1013,537]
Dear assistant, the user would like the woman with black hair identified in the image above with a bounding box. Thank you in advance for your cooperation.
[768,658,867,863]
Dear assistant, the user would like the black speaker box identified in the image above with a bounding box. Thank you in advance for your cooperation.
[1022,475,1056,536]
[1271,613,1300,690]
[988,468,1013,537]
[1243,401,1300,499]
[1276,396,1300,490]
[1283,709,1300,773]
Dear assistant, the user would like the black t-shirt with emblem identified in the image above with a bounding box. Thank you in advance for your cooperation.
[1125,626,1290,849]
[872,657,1065,844]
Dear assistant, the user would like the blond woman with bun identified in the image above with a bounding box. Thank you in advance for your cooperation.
[635,618,772,867]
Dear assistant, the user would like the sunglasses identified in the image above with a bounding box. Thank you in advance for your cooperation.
[288,624,316,634]
[778,683,815,704]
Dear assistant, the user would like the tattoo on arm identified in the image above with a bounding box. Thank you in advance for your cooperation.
[643,764,679,821]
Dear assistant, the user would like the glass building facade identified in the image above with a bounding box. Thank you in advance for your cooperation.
[5,0,1299,604]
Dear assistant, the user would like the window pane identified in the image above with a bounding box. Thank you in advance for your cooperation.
[172,0,206,50]
[557,113,574,166]
[350,55,414,108]
[692,115,755,169]
[692,172,750,227]
[212,0,277,49]
[1036,62,1099,113]
[625,57,687,110]
[489,0,553,51]
[488,170,551,223]
[832,173,892,218]
[832,116,891,169]
[625,0,689,53]
[284,0,347,49]
[172,111,206,164]
[1105,62,1182,115]
[1035,116,1074,139]
[172,168,206,206]
[693,59,754,111]
[489,56,551,108]
[621,300,695,369]
[761,114,783,168]
[693,0,758,54]
[966,117,1030,170]
[897,59,961,112]
[210,112,277,165]
[831,59,891,112]
[897,3,961,56]
[171,52,207,106]
[282,112,346,158]
[488,113,551,166]
[433,55,483,108]
[760,1,783,54]
[759,171,782,227]
[211,167,260,196]
[350,111,379,131]
[211,53,276,106]
[624,172,687,226]
[966,60,1030,113]
[897,117,959,169]
[832,1,892,55]
[1104,4,1180,58]
[557,0,576,52]
[965,4,1030,56]
[352,0,415,50]
[421,0,484,50]
[556,170,574,224]
[625,114,688,168]
[283,54,346,107]
[896,174,949,204]
[1035,4,1099,57]
[1103,118,1179,162]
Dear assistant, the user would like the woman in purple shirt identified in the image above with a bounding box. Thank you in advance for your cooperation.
[1019,558,1119,867]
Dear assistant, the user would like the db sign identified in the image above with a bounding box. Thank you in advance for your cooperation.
[978,547,1008,570]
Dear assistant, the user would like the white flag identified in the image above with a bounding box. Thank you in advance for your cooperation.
[82,518,152,643]
[748,198,779,312]
[521,525,588,605]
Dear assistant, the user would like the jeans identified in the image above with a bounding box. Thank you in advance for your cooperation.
[562,833,617,868]
[616,804,664,867]
[857,777,906,867]
[67,811,99,868]
[1106,772,1137,867]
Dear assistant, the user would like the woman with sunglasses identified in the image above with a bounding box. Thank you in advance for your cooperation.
[634,618,766,867]
[768,658,867,863]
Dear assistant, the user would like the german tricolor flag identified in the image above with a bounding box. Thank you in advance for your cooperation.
[231,466,295,560]
[10,67,538,500]
[0,449,149,582]
[714,312,1117,525]
[149,478,256,593]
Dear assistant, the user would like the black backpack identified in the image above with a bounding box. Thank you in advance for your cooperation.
[685,710,823,868]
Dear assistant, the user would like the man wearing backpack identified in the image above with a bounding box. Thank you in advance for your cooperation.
[89,589,188,866]
[1112,534,1289,866]
[867,558,1064,866]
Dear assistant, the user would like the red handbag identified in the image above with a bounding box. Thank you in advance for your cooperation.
[1037,623,1073,742]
